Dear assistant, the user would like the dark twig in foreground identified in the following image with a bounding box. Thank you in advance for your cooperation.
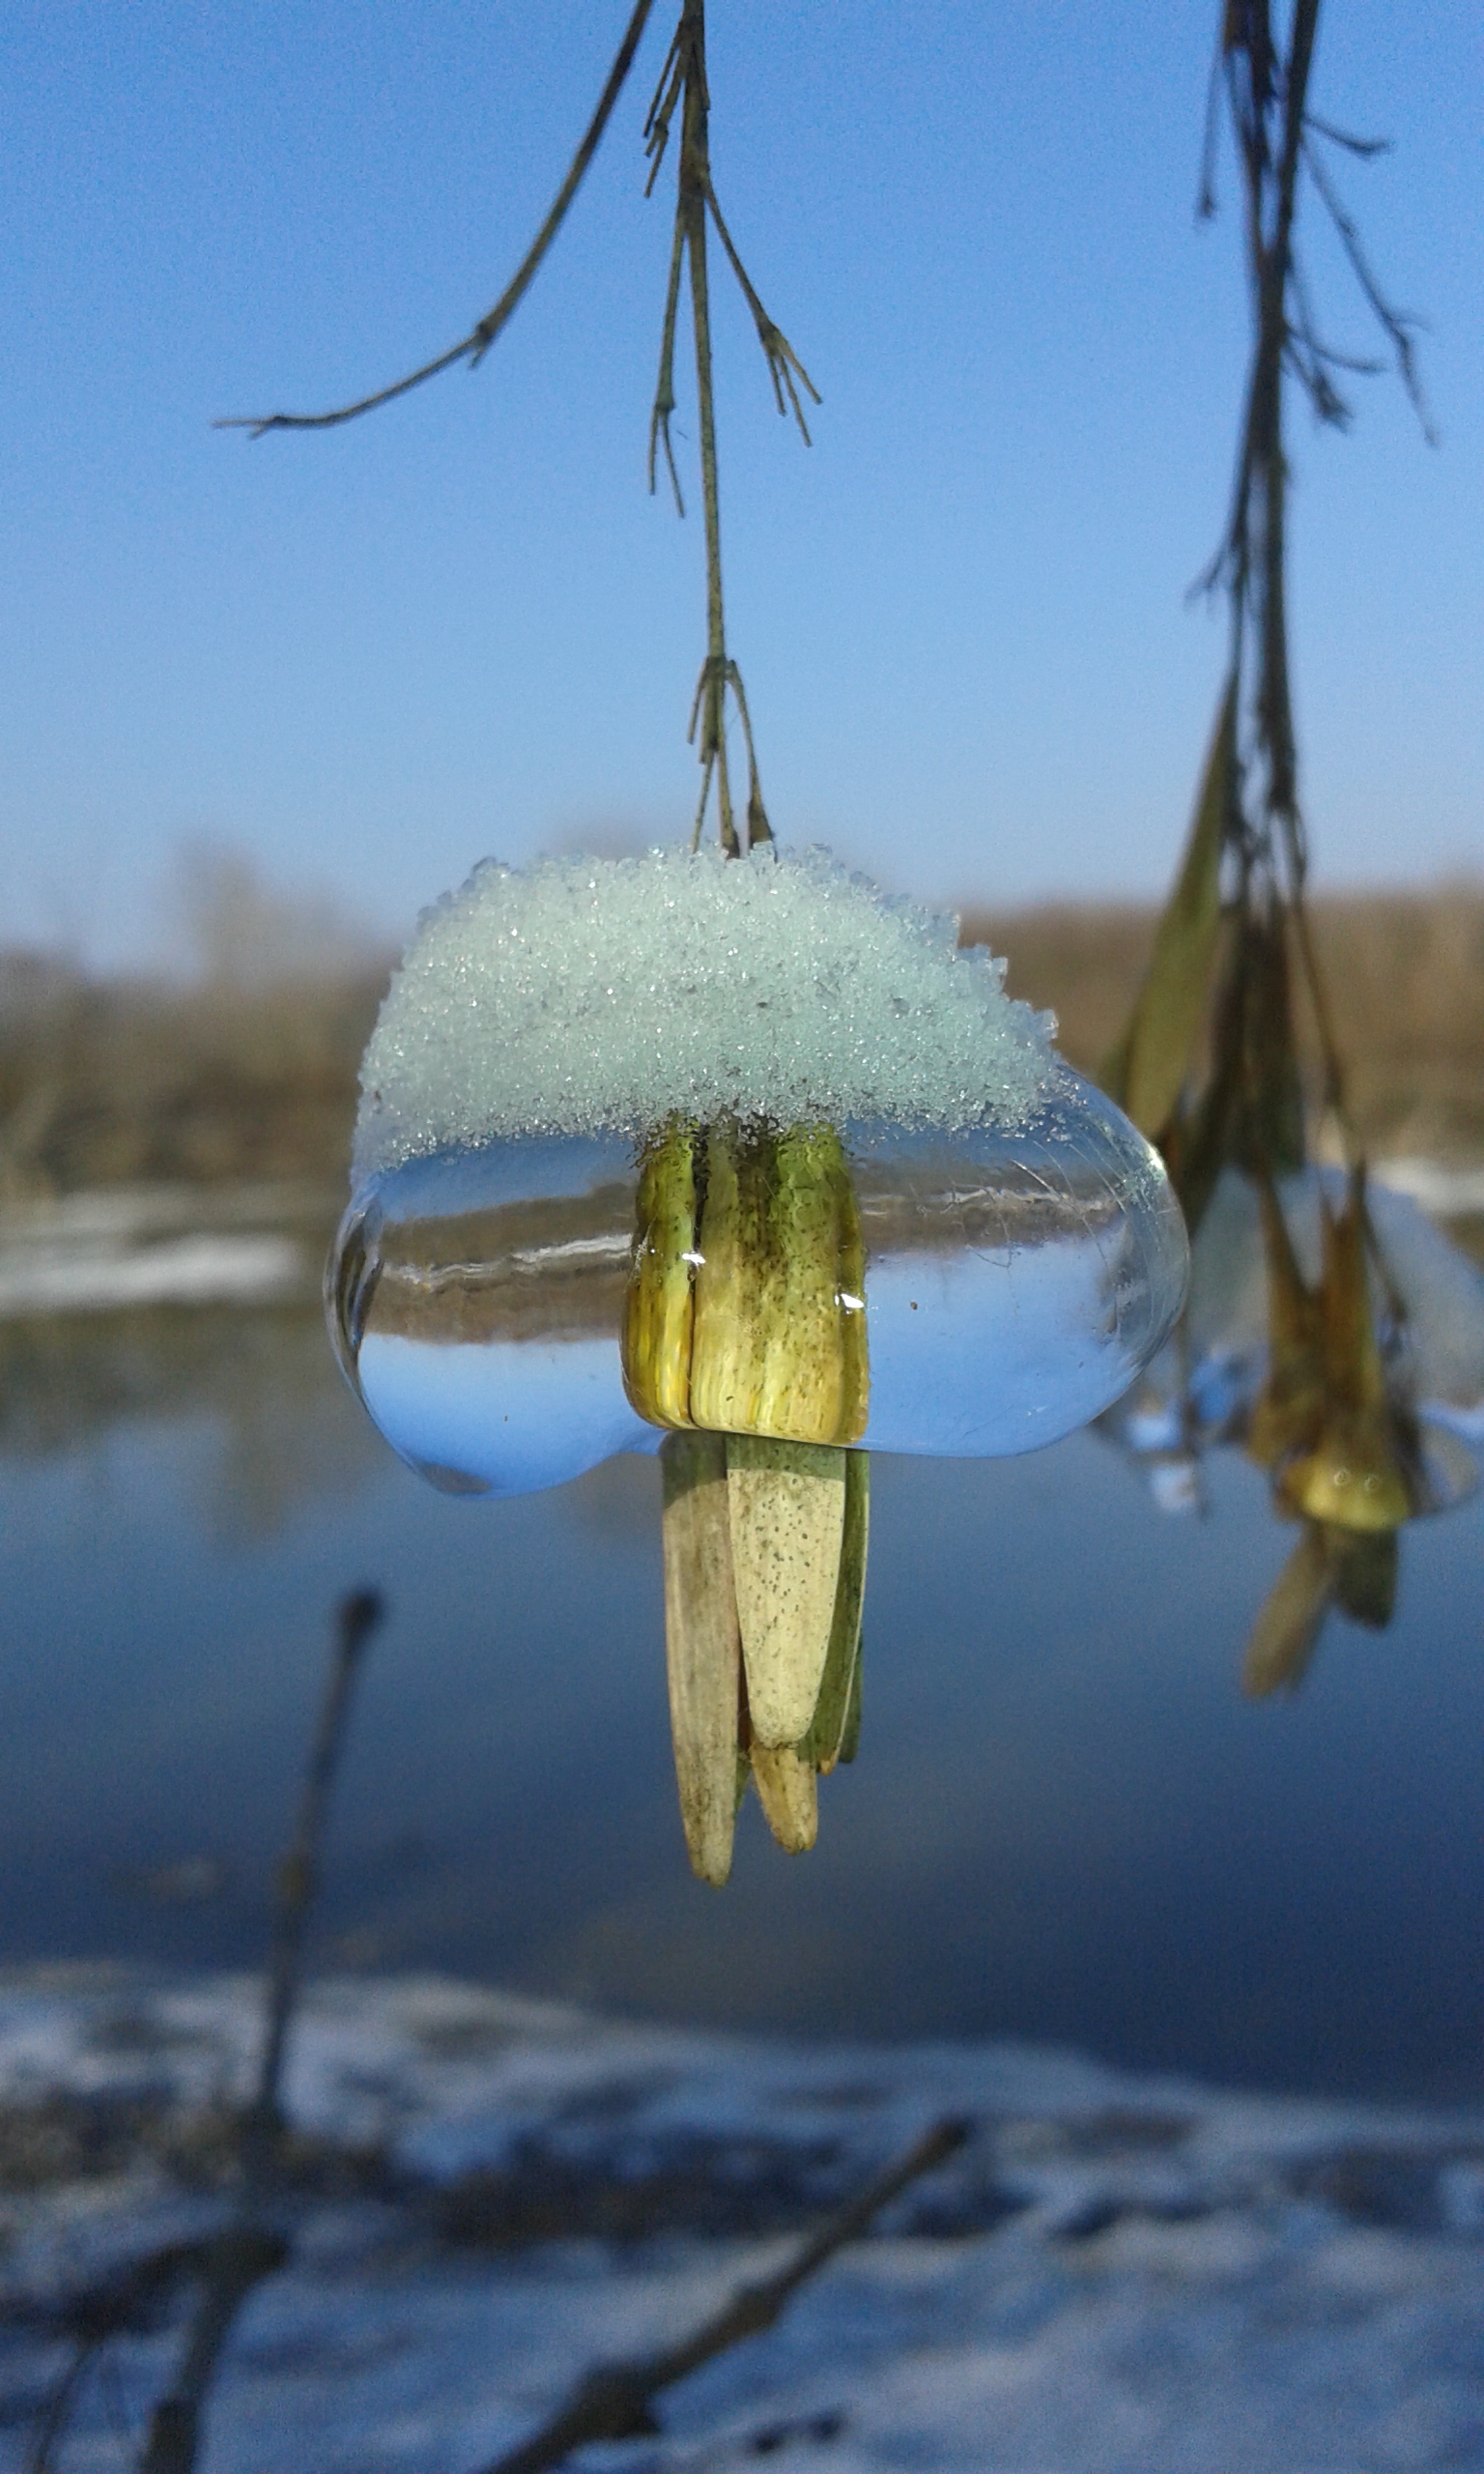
[134,2232,290,2474]
[26,2248,208,2474]
[245,1585,385,2180]
[216,1,656,436]
[31,1589,382,2474]
[478,2115,972,2474]
[130,1587,385,2474]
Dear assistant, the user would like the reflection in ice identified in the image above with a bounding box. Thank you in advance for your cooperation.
[329,1076,1187,1497]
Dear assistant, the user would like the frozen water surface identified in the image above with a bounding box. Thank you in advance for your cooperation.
[333,1081,1187,1495]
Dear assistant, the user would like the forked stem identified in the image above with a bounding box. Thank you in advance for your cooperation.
[648,0,777,853]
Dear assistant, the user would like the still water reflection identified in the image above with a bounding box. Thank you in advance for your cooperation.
[1,1303,1480,2105]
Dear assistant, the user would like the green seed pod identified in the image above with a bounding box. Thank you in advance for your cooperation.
[621,1116,869,1448]
[623,1122,699,1430]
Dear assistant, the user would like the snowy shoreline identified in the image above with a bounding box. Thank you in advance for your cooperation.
[0,1181,339,1317]
[0,1158,1479,1325]
[2,1967,1482,2470]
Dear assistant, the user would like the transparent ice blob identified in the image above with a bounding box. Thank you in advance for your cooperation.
[328,1072,1188,1498]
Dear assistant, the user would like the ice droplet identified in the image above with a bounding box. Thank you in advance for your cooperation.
[328,849,1187,1494]
[328,1088,1188,1497]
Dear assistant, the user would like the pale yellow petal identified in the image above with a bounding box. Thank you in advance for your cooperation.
[727,1434,845,1747]
[661,1432,741,1885]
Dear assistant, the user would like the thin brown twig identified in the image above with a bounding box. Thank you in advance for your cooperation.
[133,1587,385,2474]
[476,2116,972,2474]
[1254,0,1320,857]
[650,0,787,855]
[657,0,735,855]
[703,178,820,441]
[1299,132,1436,442]
[215,0,658,437]
[1195,12,1227,219]
[648,208,689,512]
[724,659,772,848]
[642,17,686,194]
[134,2233,290,2474]
[1304,109,1390,158]
[244,1586,385,2177]
[30,1591,384,2474]
[27,2247,215,2474]
[1286,254,1384,423]
[216,0,802,857]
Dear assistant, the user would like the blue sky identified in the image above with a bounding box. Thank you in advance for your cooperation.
[3,2,1479,967]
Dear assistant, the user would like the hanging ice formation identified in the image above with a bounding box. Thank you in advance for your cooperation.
[329,846,1189,1881]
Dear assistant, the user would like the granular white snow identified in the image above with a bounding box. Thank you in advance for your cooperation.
[354,847,1057,1181]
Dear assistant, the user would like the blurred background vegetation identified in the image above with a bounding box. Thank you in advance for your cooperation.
[3,854,1478,1204]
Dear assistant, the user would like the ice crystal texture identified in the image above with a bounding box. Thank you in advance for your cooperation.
[354,845,1057,1180]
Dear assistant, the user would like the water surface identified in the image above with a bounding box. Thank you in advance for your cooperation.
[1,1302,1479,2105]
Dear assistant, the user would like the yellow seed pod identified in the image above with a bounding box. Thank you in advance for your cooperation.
[1247,1176,1326,1472]
[1278,1407,1413,1533]
[621,1117,869,1448]
[622,1122,699,1429]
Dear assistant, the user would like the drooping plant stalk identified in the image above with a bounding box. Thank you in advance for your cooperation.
[1103,0,1444,1688]
[1111,0,1432,1210]
[220,0,817,858]
[1204,0,1338,1150]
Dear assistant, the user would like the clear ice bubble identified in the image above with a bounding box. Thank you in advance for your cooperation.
[328,1072,1189,1499]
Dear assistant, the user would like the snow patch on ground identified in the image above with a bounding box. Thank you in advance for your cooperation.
[1,1970,1482,2470]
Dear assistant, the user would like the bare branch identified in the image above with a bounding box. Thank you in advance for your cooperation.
[1285,254,1374,426]
[647,0,811,850]
[1304,109,1390,158]
[648,210,688,511]
[642,18,686,195]
[28,2245,219,2474]
[1301,133,1437,442]
[135,2234,290,2474]
[703,179,821,442]
[476,2116,972,2474]
[1284,344,1350,428]
[726,659,774,848]
[245,1587,385,2172]
[136,1588,384,2474]
[216,0,657,437]
[1196,13,1227,219]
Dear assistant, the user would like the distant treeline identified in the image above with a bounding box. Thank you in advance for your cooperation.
[0,951,388,1199]
[1,885,1479,1199]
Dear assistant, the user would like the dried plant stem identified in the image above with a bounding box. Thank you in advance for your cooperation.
[477,2116,970,2474]
[646,0,784,855]
[134,2233,289,2474]
[1205,0,1428,899]
[1188,0,1438,1188]
[217,3,657,437]
[705,179,819,440]
[220,0,813,856]
[679,6,738,854]
[245,1586,384,2176]
[131,1588,385,2474]
[1209,0,1320,876]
